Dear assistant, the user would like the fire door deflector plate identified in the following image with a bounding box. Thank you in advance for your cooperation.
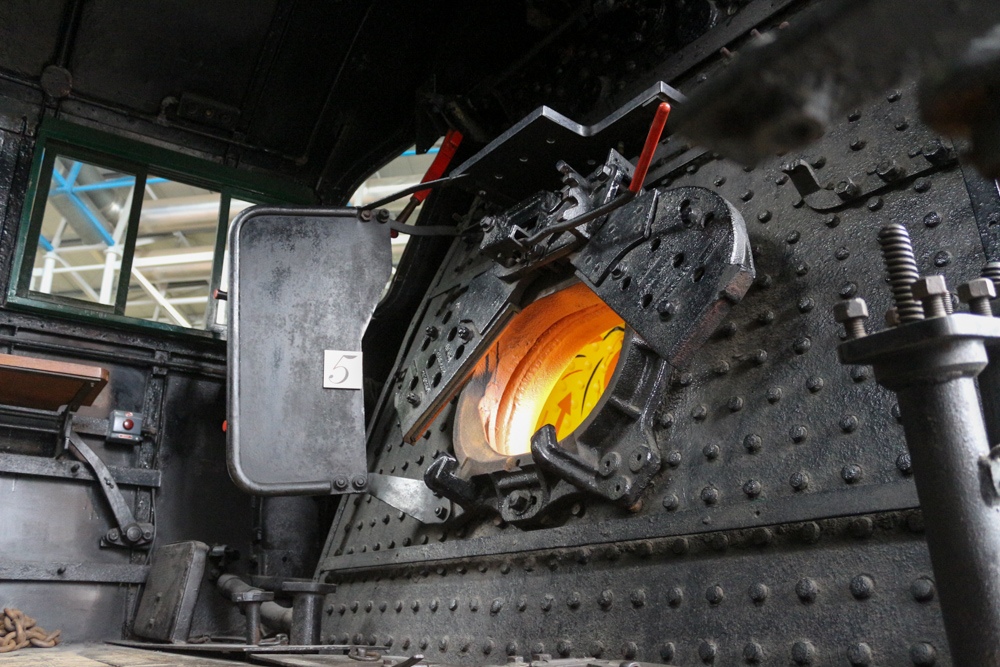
[227,207,390,495]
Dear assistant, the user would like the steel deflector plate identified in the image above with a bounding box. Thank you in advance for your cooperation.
[228,208,391,495]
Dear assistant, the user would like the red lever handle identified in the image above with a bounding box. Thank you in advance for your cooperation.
[414,128,464,203]
[630,102,671,194]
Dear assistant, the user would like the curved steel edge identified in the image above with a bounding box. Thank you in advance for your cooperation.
[226,205,361,497]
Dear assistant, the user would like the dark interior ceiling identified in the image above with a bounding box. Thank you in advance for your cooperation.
[0,0,730,203]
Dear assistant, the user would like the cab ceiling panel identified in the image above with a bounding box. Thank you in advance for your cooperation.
[70,0,278,115]
[0,0,64,78]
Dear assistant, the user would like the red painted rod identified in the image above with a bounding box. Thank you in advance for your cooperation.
[630,102,671,194]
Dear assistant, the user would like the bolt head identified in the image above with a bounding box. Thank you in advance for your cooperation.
[833,298,868,322]
[911,275,949,300]
[958,277,996,302]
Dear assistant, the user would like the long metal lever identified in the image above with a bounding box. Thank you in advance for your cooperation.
[66,431,154,548]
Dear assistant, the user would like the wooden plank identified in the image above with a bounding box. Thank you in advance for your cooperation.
[0,353,108,411]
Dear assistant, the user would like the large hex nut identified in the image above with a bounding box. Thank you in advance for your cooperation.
[911,275,949,300]
[833,298,869,322]
[958,277,997,303]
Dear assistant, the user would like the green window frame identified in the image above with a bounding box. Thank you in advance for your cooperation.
[7,119,315,338]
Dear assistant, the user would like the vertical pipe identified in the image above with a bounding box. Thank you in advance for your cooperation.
[896,371,1000,666]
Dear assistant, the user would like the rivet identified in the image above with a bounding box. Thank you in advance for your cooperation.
[909,642,937,665]
[897,452,913,475]
[365,600,373,612]
[790,471,810,491]
[541,594,554,612]
[806,376,824,392]
[792,640,816,664]
[411,600,420,612]
[447,598,457,611]
[923,211,942,228]
[850,138,866,151]
[439,637,448,652]
[848,110,861,121]
[385,636,394,648]
[835,247,851,261]
[851,366,871,382]
[850,574,875,599]
[741,189,754,201]
[662,494,680,511]
[793,337,812,354]
[567,592,581,609]
[660,642,676,661]
[744,642,765,663]
[748,582,768,604]
[590,641,605,657]
[711,534,729,551]
[378,601,387,612]
[752,527,773,546]
[847,642,873,666]
[719,321,738,337]
[671,538,689,555]
[840,414,859,433]
[914,177,931,192]
[506,641,518,656]
[776,174,788,185]
[658,412,675,428]
[825,214,840,227]
[752,348,768,365]
[429,599,439,612]
[933,250,951,267]
[490,599,503,614]
[766,386,783,403]
[795,262,810,276]
[622,642,638,659]
[704,443,721,460]
[757,310,775,325]
[799,521,821,543]
[726,395,743,412]
[796,578,818,603]
[839,281,858,298]
[714,360,731,374]
[401,637,410,649]
[756,273,773,289]
[743,479,762,498]
[598,589,614,609]
[395,601,403,612]
[714,176,726,186]
[867,196,883,211]
[517,596,527,612]
[786,230,801,244]
[892,403,903,422]
[911,577,936,602]
[500,562,511,574]
[419,637,429,650]
[699,639,717,663]
[692,404,708,421]
[701,486,720,505]
[850,517,874,538]
[907,511,925,533]
[666,450,682,467]
[842,464,864,484]
[678,372,694,386]
[351,601,359,612]
[758,210,772,223]
[483,639,495,655]
[790,425,808,443]
[557,640,573,657]
[705,585,725,605]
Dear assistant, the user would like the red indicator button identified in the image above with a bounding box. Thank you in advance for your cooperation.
[122,419,134,430]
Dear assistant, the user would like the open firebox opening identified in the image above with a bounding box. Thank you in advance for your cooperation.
[465,282,624,458]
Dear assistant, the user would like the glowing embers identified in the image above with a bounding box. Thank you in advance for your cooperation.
[535,325,624,442]
[467,282,623,458]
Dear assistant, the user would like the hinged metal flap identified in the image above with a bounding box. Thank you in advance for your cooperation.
[227,207,391,495]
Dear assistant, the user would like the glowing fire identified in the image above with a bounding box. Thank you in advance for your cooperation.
[470,283,624,457]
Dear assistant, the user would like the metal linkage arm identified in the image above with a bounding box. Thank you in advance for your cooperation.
[66,431,154,549]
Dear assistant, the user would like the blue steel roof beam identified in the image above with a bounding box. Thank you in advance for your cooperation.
[51,168,115,246]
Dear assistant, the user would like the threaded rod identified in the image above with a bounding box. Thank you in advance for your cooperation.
[878,223,924,323]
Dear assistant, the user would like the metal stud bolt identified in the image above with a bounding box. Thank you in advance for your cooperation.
[911,275,950,318]
[833,298,869,340]
[958,278,996,316]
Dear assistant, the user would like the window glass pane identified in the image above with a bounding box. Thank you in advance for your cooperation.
[123,177,221,328]
[211,197,254,328]
[30,156,137,306]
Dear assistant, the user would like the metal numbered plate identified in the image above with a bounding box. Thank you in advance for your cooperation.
[227,207,390,495]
